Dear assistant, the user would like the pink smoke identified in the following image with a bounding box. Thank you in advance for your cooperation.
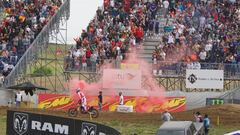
[68,46,171,112]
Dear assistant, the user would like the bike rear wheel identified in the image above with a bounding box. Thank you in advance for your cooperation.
[68,108,78,117]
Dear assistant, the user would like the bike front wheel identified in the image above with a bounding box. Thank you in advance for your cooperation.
[89,108,99,118]
[68,108,78,117]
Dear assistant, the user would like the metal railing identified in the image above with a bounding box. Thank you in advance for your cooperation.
[64,59,121,73]
[3,0,70,87]
[65,57,240,80]
[65,60,240,79]
[152,61,240,79]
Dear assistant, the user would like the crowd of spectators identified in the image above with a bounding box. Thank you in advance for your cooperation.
[0,0,62,77]
[152,0,240,76]
[66,0,163,71]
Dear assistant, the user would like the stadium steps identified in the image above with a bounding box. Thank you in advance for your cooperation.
[139,7,167,63]
[139,38,160,63]
[139,6,176,63]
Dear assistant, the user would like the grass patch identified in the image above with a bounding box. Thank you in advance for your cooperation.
[26,44,67,76]
[0,115,6,135]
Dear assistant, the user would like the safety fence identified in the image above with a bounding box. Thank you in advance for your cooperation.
[64,60,240,80]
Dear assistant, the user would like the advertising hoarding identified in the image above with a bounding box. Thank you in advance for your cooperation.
[38,94,186,113]
[102,69,142,89]
[7,110,120,135]
[186,69,224,89]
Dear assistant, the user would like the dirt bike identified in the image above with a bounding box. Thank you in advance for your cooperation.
[68,100,99,118]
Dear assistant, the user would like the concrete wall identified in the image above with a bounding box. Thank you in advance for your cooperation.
[165,91,225,110]
[0,89,38,107]
[0,89,14,106]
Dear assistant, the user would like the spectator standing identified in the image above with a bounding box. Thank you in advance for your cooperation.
[203,114,210,135]
[119,92,124,105]
[199,50,207,62]
[15,91,22,108]
[64,51,73,71]
[98,91,103,111]
[82,55,87,71]
[163,0,169,18]
[161,110,173,122]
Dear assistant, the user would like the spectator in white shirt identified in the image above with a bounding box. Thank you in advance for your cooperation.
[205,41,213,52]
[163,0,169,9]
[163,0,169,18]
[161,110,173,122]
[199,50,207,62]
[119,92,124,105]
[160,50,166,61]
[193,62,201,69]
[199,16,206,30]
[187,62,194,69]
[168,34,174,44]
[15,91,23,108]
[73,49,81,58]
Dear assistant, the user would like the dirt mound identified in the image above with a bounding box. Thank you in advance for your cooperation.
[1,104,240,126]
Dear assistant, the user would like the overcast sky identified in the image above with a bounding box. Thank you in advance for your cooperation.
[67,0,103,44]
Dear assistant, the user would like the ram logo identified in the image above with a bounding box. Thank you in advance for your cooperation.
[81,122,97,135]
[13,113,28,135]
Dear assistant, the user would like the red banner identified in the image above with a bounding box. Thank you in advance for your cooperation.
[38,94,186,113]
[38,94,75,110]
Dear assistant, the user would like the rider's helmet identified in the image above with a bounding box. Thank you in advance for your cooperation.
[76,88,85,98]
[76,88,80,93]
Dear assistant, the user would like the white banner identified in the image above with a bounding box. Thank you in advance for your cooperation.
[186,70,224,89]
[103,69,142,89]
[117,105,134,113]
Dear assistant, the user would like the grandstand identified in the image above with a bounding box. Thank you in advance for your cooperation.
[0,0,238,93]
[0,0,70,91]
[65,0,240,92]
[61,0,240,112]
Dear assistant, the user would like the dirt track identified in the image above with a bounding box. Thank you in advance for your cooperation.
[1,104,240,126]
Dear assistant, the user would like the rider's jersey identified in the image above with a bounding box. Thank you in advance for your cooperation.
[81,96,87,105]
[77,91,85,98]
[77,91,87,107]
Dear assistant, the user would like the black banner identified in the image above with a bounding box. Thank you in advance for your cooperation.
[7,110,120,135]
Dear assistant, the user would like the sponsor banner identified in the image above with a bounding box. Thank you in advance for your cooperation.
[102,69,142,89]
[120,63,139,70]
[38,94,74,110]
[186,69,224,89]
[38,94,186,113]
[117,105,134,113]
[7,110,120,135]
